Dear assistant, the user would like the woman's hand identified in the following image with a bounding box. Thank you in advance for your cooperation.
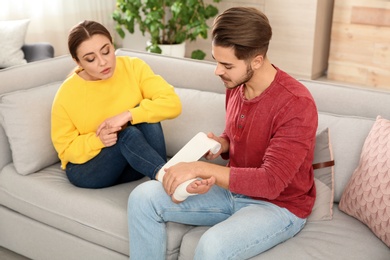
[97,125,121,147]
[96,111,132,136]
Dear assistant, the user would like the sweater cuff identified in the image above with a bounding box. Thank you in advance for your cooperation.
[129,107,145,124]
[90,134,105,150]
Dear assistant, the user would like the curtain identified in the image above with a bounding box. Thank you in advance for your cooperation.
[1,0,118,56]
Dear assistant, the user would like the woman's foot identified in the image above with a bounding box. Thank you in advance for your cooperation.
[172,176,216,203]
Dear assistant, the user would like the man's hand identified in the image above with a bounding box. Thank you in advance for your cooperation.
[171,177,216,204]
[162,162,198,196]
[204,132,229,160]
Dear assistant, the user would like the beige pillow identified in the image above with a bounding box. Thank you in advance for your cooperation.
[309,128,335,221]
[0,82,61,175]
[0,19,30,68]
[339,116,390,246]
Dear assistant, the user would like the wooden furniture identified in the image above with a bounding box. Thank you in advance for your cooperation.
[328,0,390,89]
[186,0,335,79]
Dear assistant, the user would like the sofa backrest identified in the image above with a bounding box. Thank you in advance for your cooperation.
[301,80,390,201]
[0,55,74,171]
[302,79,390,119]
[2,48,390,203]
[0,50,227,173]
[114,49,227,166]
[115,48,224,94]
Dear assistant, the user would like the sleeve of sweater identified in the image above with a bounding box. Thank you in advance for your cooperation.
[127,58,182,124]
[51,84,105,170]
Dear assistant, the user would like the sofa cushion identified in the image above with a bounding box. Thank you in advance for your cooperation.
[179,205,390,260]
[0,163,190,258]
[162,87,226,166]
[0,82,61,175]
[0,163,134,255]
[339,116,390,247]
[310,128,335,221]
[318,112,375,202]
[0,19,29,68]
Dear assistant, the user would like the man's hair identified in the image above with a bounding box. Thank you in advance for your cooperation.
[212,7,272,61]
[68,20,112,61]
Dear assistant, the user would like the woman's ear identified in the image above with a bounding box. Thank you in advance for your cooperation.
[74,58,82,69]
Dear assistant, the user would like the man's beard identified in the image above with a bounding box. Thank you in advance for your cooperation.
[221,64,254,89]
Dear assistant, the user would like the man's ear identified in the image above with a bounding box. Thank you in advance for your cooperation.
[252,54,264,70]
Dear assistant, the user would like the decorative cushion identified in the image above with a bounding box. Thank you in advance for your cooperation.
[0,19,30,68]
[308,128,335,221]
[0,82,61,175]
[339,116,390,247]
[162,87,226,158]
[318,112,375,202]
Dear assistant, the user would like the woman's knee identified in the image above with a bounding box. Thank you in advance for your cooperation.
[120,125,141,140]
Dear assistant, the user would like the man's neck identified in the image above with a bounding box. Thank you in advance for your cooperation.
[244,59,277,100]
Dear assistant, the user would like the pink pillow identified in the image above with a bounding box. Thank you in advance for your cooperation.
[339,116,390,246]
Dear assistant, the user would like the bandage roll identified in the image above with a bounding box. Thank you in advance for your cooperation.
[157,132,221,182]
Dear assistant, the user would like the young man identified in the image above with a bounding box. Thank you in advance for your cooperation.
[128,7,318,259]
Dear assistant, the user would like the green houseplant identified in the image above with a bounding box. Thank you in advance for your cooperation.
[112,0,221,60]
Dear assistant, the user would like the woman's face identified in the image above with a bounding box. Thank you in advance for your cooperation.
[75,34,116,81]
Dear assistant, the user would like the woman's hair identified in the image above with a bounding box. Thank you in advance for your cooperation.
[212,7,272,61]
[68,20,112,61]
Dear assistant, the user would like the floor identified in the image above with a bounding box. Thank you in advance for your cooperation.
[0,247,29,260]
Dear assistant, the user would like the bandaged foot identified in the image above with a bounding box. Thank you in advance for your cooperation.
[157,132,221,202]
[171,177,216,203]
[172,179,199,202]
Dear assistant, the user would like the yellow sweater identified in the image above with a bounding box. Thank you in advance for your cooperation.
[51,56,182,169]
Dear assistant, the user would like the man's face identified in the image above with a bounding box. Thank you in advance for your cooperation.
[212,45,254,89]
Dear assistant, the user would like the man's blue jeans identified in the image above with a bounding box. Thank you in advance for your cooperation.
[66,123,166,188]
[128,180,306,260]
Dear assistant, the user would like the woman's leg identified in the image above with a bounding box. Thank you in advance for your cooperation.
[66,143,129,188]
[66,123,166,188]
[118,123,167,180]
[136,122,167,159]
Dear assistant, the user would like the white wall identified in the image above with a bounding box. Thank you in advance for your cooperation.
[1,0,117,56]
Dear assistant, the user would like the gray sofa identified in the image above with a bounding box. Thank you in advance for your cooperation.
[22,43,55,63]
[0,49,389,260]
[0,43,54,69]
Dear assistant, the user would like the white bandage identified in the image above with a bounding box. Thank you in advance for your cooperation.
[157,132,221,201]
[172,179,198,202]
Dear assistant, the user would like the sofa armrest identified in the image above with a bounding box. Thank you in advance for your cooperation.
[22,43,54,62]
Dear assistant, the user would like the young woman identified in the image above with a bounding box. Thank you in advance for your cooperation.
[51,20,182,188]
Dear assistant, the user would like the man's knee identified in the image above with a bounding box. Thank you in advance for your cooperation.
[195,229,227,260]
[128,181,161,210]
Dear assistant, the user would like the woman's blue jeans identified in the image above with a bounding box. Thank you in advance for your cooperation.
[66,123,166,188]
[128,180,307,260]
